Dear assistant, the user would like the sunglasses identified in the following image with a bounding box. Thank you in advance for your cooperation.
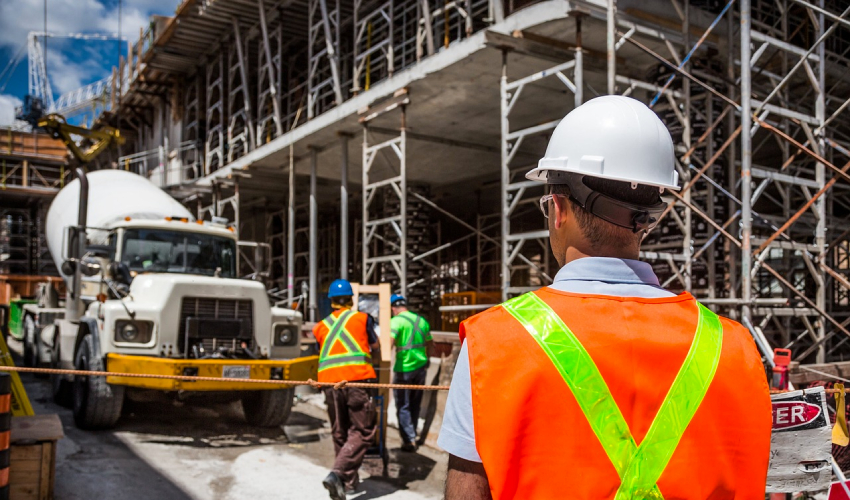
[538,194,568,219]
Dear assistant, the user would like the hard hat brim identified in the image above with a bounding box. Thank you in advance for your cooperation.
[525,163,681,191]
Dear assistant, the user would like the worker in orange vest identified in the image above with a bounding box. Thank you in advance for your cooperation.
[314,279,381,500]
[439,96,772,499]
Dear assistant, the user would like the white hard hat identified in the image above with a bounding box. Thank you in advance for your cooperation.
[526,95,680,190]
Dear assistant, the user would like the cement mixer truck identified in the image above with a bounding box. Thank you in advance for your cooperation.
[21,168,316,429]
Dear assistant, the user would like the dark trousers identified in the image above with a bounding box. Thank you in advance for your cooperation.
[393,366,427,445]
[324,384,377,489]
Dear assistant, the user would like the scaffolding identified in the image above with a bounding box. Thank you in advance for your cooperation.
[94,0,850,370]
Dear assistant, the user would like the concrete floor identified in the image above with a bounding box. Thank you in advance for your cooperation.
[12,341,448,500]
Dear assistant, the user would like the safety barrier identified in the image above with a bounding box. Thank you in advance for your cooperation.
[0,366,449,391]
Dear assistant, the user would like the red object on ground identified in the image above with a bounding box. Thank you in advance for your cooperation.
[772,348,792,390]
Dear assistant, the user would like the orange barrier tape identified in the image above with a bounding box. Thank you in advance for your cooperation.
[0,432,9,451]
[0,395,10,414]
[0,365,450,391]
[0,467,7,487]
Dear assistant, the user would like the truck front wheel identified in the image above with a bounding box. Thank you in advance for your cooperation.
[241,388,294,428]
[72,335,124,430]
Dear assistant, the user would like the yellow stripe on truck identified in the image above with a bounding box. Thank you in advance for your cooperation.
[105,354,319,391]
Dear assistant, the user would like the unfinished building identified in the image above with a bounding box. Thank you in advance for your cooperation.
[65,0,850,369]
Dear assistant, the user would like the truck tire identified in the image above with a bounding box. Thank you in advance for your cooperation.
[50,338,72,407]
[241,388,294,428]
[23,315,38,368]
[72,334,124,429]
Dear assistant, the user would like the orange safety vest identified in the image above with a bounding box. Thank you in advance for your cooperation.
[313,308,376,383]
[461,289,771,500]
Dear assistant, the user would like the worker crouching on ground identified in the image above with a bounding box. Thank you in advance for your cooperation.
[439,96,772,499]
[389,294,434,452]
[314,279,381,500]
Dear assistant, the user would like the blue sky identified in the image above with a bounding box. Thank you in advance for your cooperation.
[0,0,178,126]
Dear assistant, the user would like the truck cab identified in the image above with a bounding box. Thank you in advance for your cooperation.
[28,169,316,430]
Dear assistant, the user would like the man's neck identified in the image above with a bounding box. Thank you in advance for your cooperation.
[562,246,639,266]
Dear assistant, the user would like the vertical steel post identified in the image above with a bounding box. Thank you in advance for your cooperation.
[340,133,349,279]
[606,0,616,94]
[319,0,344,106]
[815,0,827,361]
[725,9,738,314]
[287,145,296,303]
[575,16,583,107]
[740,0,753,322]
[258,0,284,137]
[231,18,256,150]
[362,127,369,285]
[500,51,510,301]
[309,148,319,322]
[400,107,408,296]
[682,0,692,292]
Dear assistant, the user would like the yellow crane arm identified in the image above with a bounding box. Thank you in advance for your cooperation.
[37,114,125,163]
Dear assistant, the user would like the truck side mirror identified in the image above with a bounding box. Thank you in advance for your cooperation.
[109,262,133,285]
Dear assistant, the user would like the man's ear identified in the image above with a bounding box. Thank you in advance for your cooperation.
[553,195,568,230]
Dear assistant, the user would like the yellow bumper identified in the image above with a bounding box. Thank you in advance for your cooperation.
[105,354,318,391]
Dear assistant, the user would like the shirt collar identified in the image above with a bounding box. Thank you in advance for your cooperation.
[553,257,662,287]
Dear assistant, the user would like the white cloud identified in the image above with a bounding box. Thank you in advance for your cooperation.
[45,47,106,95]
[0,0,177,48]
[0,0,178,97]
[0,94,22,126]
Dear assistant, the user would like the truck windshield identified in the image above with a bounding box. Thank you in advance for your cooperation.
[121,229,237,278]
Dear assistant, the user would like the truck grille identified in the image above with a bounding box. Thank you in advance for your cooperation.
[179,297,254,353]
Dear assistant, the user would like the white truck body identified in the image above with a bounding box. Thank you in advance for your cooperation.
[25,169,311,429]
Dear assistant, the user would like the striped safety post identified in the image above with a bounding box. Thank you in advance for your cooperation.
[0,373,9,500]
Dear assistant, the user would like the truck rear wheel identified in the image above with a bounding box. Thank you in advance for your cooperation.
[241,388,294,428]
[73,335,124,429]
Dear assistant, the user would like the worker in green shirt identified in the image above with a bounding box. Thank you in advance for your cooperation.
[390,294,434,452]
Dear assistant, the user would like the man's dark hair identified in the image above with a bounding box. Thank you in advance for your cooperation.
[550,176,660,250]
[332,295,354,307]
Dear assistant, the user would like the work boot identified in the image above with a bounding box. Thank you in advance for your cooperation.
[322,472,346,500]
[401,442,416,452]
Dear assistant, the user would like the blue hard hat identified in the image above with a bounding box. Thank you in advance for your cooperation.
[391,294,406,306]
[328,279,353,298]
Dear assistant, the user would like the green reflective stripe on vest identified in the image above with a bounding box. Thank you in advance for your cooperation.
[502,293,723,499]
[614,302,723,499]
[319,310,370,372]
[319,353,370,370]
[319,310,354,360]
[396,314,424,349]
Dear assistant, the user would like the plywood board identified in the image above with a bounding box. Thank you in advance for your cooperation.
[11,414,64,443]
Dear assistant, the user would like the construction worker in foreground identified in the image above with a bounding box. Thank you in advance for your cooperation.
[314,279,381,500]
[389,294,434,452]
[439,95,772,499]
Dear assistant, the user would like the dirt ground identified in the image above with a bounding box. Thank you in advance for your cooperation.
[10,339,448,500]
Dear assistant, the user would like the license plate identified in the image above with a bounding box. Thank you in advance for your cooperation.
[222,365,251,379]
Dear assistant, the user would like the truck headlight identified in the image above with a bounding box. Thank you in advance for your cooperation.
[115,320,153,344]
[274,324,299,346]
